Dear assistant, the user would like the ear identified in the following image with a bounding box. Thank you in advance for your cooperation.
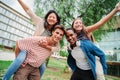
[52,31,54,35]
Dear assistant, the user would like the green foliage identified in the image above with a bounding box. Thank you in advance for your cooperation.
[0,44,4,49]
[0,59,69,80]
[12,45,16,51]
[59,38,64,48]
[0,60,120,80]
[47,58,66,69]
[59,50,68,57]
[34,0,119,42]
[82,0,118,41]
[0,61,12,80]
[0,61,12,70]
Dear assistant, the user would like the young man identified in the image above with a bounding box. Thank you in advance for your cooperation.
[65,28,106,80]
[11,25,65,80]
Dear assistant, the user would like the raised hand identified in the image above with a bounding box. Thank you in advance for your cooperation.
[115,2,120,11]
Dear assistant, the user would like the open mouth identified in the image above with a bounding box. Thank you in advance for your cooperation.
[54,37,59,42]
[69,39,74,44]
[76,25,81,28]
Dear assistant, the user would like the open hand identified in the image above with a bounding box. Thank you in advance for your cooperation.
[39,39,48,49]
[115,2,120,11]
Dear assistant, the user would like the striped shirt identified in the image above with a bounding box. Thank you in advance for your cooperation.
[17,36,52,67]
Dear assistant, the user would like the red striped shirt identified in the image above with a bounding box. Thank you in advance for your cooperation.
[17,36,51,67]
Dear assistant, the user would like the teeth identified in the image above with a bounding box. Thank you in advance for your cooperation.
[75,26,79,28]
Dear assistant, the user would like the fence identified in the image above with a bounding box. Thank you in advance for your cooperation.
[107,61,120,77]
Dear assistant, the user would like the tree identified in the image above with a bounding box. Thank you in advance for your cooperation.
[81,0,119,41]
[34,0,118,42]
[33,0,119,66]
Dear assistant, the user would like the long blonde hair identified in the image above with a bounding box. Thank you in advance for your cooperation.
[71,18,94,42]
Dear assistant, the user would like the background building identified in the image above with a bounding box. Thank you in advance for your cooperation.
[97,17,120,61]
[96,17,120,77]
[0,1,35,48]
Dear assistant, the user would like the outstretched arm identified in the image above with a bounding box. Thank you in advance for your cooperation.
[87,2,120,33]
[18,0,42,26]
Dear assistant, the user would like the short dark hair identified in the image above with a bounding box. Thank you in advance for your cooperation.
[65,28,76,49]
[65,28,75,36]
[52,24,65,35]
[44,10,60,30]
[66,28,73,31]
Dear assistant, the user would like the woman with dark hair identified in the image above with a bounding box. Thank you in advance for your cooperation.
[44,10,60,30]
[33,10,60,36]
[2,0,61,80]
[66,2,120,80]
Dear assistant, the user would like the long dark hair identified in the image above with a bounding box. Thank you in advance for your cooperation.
[44,10,60,30]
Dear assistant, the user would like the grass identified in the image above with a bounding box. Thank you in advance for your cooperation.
[0,61,12,70]
[0,57,120,80]
[0,61,12,80]
[0,57,71,80]
[42,58,71,80]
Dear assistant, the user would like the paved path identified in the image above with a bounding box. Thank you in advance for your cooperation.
[0,50,15,61]
[0,49,66,61]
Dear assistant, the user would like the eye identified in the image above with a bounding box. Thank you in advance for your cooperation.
[70,34,73,36]
[60,34,63,37]
[53,16,55,19]
[56,32,59,34]
[74,21,78,24]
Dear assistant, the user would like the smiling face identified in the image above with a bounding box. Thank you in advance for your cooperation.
[47,13,57,26]
[72,18,84,33]
[65,29,77,45]
[51,27,64,43]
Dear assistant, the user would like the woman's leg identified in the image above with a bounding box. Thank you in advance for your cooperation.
[39,62,46,78]
[96,57,105,80]
[2,50,27,80]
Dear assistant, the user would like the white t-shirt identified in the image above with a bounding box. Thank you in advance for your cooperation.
[71,46,91,70]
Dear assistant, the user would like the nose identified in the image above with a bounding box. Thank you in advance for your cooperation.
[68,37,72,41]
[69,36,72,40]
[56,34,61,39]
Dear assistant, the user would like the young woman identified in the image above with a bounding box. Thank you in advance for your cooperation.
[12,25,65,80]
[66,2,120,80]
[2,0,61,80]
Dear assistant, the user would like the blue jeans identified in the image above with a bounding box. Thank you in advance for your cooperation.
[2,50,27,80]
[2,50,46,80]
[39,62,46,77]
